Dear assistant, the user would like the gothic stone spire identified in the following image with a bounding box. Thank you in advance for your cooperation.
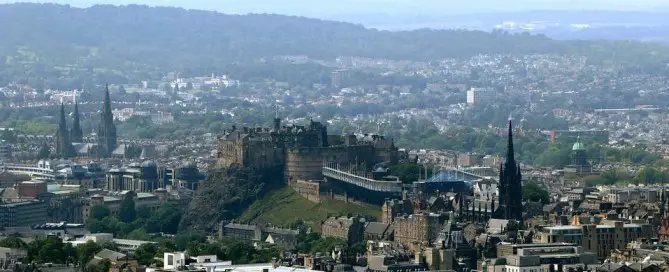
[493,120,524,221]
[56,103,75,158]
[97,84,117,157]
[70,101,83,143]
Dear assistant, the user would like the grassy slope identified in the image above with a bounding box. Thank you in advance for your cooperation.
[237,186,381,231]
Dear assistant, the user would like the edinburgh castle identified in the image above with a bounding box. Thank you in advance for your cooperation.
[216,118,399,183]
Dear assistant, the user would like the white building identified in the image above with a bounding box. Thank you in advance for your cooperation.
[466,87,497,105]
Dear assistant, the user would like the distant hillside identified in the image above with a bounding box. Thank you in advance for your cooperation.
[237,186,380,231]
[1,3,668,87]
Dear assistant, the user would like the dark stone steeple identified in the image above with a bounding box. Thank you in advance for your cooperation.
[493,120,524,221]
[56,103,75,158]
[97,84,117,157]
[70,101,83,143]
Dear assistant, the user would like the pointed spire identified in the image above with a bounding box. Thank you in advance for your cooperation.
[97,83,117,158]
[59,103,67,128]
[56,103,74,158]
[506,120,515,164]
[71,101,83,143]
[103,84,112,118]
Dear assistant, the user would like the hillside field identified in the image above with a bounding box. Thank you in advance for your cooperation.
[237,186,381,231]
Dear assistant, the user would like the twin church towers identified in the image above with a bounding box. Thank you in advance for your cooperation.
[55,85,117,158]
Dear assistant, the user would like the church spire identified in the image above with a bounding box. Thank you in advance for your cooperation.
[56,103,75,158]
[103,84,113,120]
[506,120,515,165]
[493,119,523,221]
[70,101,83,143]
[97,84,117,158]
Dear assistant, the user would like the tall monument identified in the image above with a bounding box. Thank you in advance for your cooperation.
[97,84,117,158]
[493,120,523,221]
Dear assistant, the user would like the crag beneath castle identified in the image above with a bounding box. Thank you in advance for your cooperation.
[216,118,399,183]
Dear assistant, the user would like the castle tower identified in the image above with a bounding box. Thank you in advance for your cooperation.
[97,84,117,158]
[55,103,76,158]
[70,101,83,143]
[492,120,523,221]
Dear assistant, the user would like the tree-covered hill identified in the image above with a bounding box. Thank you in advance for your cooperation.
[1,3,668,87]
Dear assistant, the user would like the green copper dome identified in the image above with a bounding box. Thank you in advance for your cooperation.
[572,136,586,151]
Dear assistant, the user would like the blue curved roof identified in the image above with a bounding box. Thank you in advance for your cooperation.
[425,170,475,183]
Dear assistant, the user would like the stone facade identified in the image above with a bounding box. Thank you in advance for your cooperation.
[290,180,321,203]
[381,199,414,224]
[393,213,443,250]
[321,216,365,244]
[216,118,398,183]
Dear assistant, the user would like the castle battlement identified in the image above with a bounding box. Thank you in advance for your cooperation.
[216,118,398,183]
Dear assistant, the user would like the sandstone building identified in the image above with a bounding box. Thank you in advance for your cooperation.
[216,118,398,182]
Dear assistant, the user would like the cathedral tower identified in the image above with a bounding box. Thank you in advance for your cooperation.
[70,101,83,143]
[493,120,523,221]
[97,84,117,157]
[55,103,76,158]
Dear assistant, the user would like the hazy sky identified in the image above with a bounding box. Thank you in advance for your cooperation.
[3,0,668,16]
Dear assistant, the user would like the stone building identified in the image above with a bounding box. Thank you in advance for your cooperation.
[218,222,299,246]
[216,118,398,182]
[321,216,365,244]
[392,213,443,250]
[381,198,414,224]
[82,191,161,223]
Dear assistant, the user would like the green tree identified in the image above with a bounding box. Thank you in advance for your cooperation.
[37,142,51,159]
[134,243,158,266]
[522,183,549,204]
[77,241,101,266]
[635,167,665,184]
[37,236,67,264]
[137,205,152,219]
[119,191,136,223]
[0,235,28,249]
[583,175,607,187]
[90,205,111,220]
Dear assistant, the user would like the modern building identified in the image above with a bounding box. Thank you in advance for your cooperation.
[485,243,598,272]
[0,200,48,227]
[466,87,497,105]
[534,220,653,260]
[105,160,204,192]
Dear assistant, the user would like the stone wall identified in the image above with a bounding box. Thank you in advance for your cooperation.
[290,180,321,203]
[285,147,349,182]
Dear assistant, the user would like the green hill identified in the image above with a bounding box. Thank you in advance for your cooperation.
[2,3,668,87]
[237,186,381,231]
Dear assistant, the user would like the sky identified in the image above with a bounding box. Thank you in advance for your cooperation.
[3,0,668,16]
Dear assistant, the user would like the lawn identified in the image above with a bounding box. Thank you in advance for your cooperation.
[237,186,381,232]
